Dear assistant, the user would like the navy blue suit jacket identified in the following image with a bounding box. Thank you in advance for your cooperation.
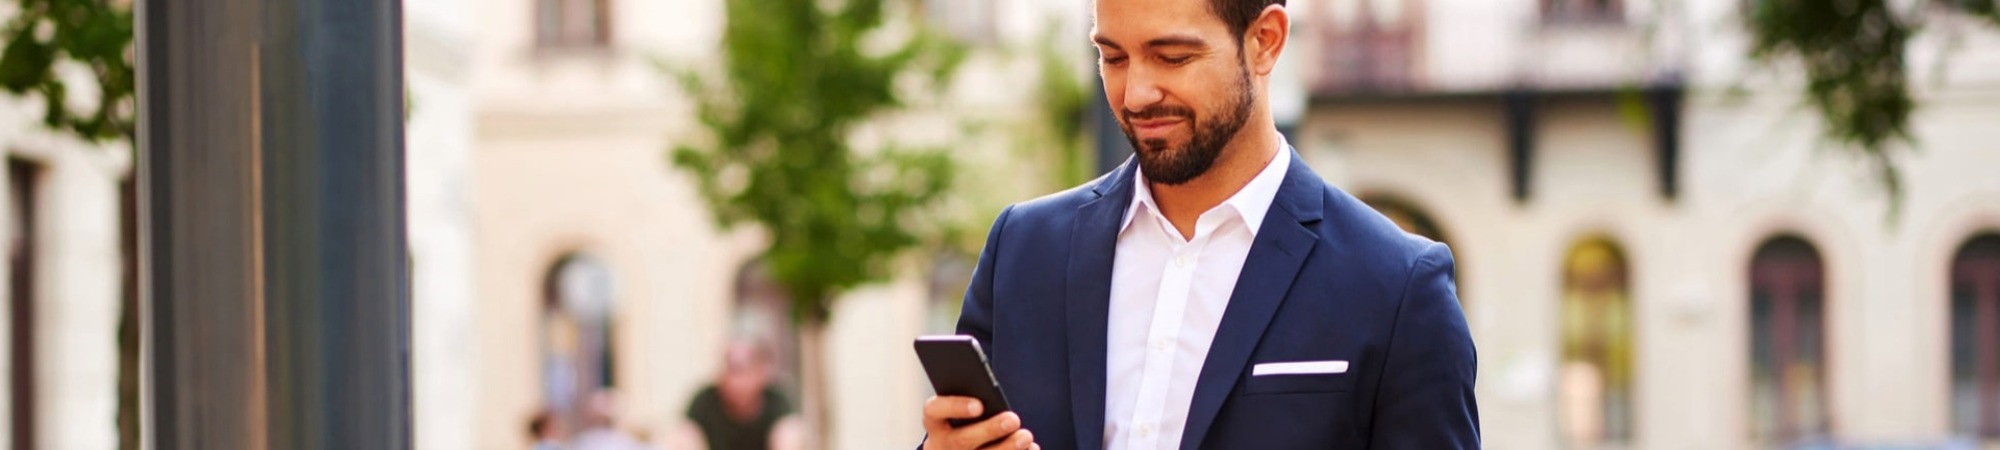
[954,150,1479,449]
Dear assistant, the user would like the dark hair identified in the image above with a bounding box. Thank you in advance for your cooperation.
[528,411,552,438]
[1212,0,1287,44]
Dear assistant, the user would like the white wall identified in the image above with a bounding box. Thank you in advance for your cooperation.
[0,93,130,450]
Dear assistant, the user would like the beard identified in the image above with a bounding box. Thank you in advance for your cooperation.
[1119,65,1256,186]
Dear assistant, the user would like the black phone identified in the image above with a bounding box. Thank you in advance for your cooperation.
[914,335,1013,428]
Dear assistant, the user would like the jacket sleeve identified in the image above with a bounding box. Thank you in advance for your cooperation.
[1368,242,1480,449]
[919,204,1014,450]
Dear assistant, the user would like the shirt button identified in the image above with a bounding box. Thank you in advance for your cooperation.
[1137,423,1154,437]
[1153,339,1171,351]
[1173,254,1190,267]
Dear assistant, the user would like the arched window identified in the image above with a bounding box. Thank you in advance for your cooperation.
[734,260,799,389]
[1557,237,1634,447]
[540,253,616,428]
[1749,235,1829,443]
[1951,233,2000,438]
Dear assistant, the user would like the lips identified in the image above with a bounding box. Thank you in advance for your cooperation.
[1128,117,1186,139]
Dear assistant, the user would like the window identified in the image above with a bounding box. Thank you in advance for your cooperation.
[1313,0,1422,92]
[734,260,799,389]
[1542,0,1623,24]
[1558,237,1634,447]
[540,253,616,429]
[536,0,611,48]
[1951,233,2000,439]
[1749,236,1829,443]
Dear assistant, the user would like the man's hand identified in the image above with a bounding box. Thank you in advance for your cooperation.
[921,396,1039,450]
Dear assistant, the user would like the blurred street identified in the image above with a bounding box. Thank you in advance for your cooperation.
[0,0,1996,448]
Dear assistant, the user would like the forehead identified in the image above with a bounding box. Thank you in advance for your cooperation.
[1093,0,1229,42]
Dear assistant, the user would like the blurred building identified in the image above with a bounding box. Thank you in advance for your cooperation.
[406,0,483,448]
[462,0,1080,448]
[1287,0,2000,448]
[0,86,128,450]
[1,0,1996,449]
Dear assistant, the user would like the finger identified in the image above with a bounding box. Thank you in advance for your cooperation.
[953,412,1020,448]
[977,429,1033,450]
[922,396,983,434]
[1011,429,1036,450]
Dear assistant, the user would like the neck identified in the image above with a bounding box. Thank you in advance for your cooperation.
[1149,122,1281,240]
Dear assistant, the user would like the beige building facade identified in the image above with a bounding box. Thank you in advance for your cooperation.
[1292,0,2000,448]
[465,0,1079,448]
[5,0,1999,449]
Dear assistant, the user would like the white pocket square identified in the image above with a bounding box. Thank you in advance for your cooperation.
[1252,360,1350,376]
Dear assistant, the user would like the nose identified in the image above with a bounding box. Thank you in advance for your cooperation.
[1121,65,1163,114]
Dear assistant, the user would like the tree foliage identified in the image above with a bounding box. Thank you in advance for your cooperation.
[671,0,964,320]
[1746,0,1999,215]
[0,0,134,141]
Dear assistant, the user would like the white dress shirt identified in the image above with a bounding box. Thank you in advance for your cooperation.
[1103,145,1290,450]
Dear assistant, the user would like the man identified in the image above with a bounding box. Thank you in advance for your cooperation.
[919,0,1478,448]
[680,338,804,450]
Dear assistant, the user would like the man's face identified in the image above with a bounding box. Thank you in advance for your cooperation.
[1094,0,1257,186]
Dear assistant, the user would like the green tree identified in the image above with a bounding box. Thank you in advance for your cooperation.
[669,0,963,443]
[0,1,136,450]
[0,0,134,140]
[1746,0,1999,217]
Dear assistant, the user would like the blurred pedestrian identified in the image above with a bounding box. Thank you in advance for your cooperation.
[570,391,656,450]
[529,409,566,450]
[682,337,802,450]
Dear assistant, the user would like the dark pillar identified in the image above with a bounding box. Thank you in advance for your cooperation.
[137,0,410,448]
[1646,82,1684,201]
[1504,90,1538,204]
[1091,84,1134,175]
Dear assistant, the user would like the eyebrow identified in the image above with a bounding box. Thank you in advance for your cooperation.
[1092,33,1211,51]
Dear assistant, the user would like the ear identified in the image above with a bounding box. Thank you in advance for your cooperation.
[1244,4,1290,77]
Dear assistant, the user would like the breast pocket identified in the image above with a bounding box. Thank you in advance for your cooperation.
[1242,360,1356,395]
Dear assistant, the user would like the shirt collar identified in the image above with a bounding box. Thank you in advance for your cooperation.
[1120,139,1292,237]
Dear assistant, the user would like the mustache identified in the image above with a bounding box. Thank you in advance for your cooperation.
[1121,104,1195,121]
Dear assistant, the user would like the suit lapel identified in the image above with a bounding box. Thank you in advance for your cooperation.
[1066,159,1134,450]
[1178,150,1325,450]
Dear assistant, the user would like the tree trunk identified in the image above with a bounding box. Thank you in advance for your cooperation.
[797,317,830,450]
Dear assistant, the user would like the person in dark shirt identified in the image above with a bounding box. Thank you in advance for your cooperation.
[683,338,802,450]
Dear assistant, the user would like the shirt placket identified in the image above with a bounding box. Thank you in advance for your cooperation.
[1124,233,1205,449]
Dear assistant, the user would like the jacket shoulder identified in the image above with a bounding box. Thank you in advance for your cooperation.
[1315,184,1454,292]
[997,173,1110,230]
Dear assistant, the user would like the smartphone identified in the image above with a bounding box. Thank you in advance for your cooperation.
[914,335,1013,428]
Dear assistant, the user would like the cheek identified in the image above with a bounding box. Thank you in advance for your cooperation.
[1188,64,1246,110]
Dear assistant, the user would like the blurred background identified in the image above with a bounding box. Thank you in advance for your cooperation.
[0,0,1996,449]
